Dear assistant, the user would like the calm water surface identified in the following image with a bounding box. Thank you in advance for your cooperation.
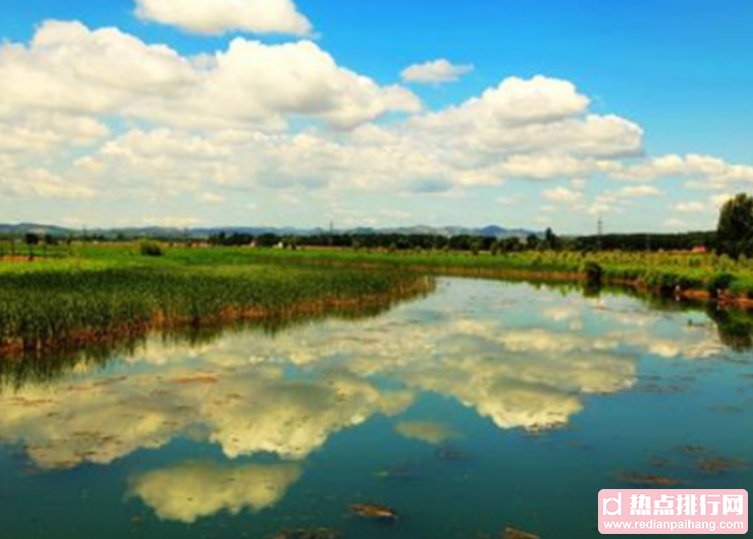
[1,279,752,538]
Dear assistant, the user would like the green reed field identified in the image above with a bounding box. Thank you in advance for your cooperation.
[0,245,433,358]
[4,242,753,360]
[179,245,753,298]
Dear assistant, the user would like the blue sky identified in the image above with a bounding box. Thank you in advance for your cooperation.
[1,0,752,232]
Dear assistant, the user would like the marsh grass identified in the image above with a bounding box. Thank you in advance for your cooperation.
[208,247,753,299]
[0,249,433,360]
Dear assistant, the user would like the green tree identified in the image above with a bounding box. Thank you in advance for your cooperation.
[490,241,501,256]
[543,228,561,250]
[470,238,483,256]
[24,233,40,261]
[717,194,753,258]
[139,240,164,257]
[526,234,541,251]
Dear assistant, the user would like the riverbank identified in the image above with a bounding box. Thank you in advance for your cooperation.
[177,246,753,306]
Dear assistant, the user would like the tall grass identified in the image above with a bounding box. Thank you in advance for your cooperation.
[0,254,432,358]
[182,246,753,298]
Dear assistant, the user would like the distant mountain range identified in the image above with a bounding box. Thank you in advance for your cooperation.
[0,223,537,240]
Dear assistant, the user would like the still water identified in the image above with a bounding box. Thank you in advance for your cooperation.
[0,278,751,538]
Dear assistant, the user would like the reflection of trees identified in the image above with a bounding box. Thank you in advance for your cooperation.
[706,307,753,351]
[593,283,753,352]
[0,341,134,393]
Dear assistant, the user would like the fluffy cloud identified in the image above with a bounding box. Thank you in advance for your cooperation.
[1,20,752,227]
[0,114,109,153]
[675,201,707,213]
[134,0,312,36]
[131,38,422,130]
[401,59,474,84]
[0,21,197,119]
[543,186,582,203]
[0,21,419,134]
[129,462,302,523]
[618,185,661,197]
[616,154,753,186]
[197,192,225,204]
[538,180,665,218]
[467,75,590,125]
[0,161,97,200]
[412,76,591,130]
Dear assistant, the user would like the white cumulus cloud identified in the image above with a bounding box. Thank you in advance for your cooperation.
[618,185,661,197]
[675,201,707,213]
[401,58,474,84]
[0,22,420,133]
[133,38,422,130]
[1,19,752,229]
[0,20,197,119]
[134,0,312,36]
[543,186,582,203]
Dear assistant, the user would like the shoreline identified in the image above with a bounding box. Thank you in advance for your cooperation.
[240,254,753,310]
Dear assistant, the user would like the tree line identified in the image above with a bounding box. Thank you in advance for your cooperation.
[6,193,753,256]
[207,227,712,254]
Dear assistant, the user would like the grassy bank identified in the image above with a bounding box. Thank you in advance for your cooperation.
[0,251,433,358]
[13,243,753,297]
[156,246,753,301]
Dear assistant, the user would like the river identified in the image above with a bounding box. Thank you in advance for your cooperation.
[0,278,751,538]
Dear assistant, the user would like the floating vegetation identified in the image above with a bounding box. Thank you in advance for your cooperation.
[616,472,684,486]
[564,440,590,449]
[270,528,341,539]
[350,503,398,521]
[374,463,420,481]
[710,404,744,415]
[646,445,748,480]
[676,445,708,456]
[637,382,689,394]
[648,456,672,469]
[168,374,219,386]
[697,456,748,475]
[504,526,541,539]
[434,445,472,461]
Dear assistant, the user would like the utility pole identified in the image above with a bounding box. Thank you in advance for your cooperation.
[597,214,604,250]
